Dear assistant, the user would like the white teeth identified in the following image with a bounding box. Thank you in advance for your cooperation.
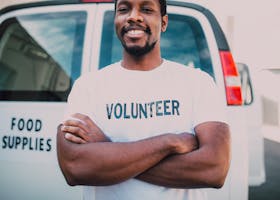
[128,30,144,35]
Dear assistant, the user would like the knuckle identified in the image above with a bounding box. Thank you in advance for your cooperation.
[62,125,69,132]
[80,114,89,121]
[63,119,71,126]
[78,129,85,136]
[75,120,83,127]
[69,135,76,141]
[72,113,88,122]
[74,137,82,143]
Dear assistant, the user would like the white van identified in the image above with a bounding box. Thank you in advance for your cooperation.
[0,0,265,199]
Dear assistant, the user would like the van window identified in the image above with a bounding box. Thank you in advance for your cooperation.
[99,11,214,78]
[0,12,86,101]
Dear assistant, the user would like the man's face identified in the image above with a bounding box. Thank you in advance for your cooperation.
[114,0,167,56]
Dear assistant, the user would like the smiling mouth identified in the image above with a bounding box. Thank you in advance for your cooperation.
[121,25,151,38]
[126,29,145,37]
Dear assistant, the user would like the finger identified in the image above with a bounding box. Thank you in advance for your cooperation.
[181,133,198,150]
[72,113,105,138]
[71,113,105,137]
[63,118,90,134]
[71,113,98,129]
[61,125,88,140]
[57,124,63,133]
[65,133,86,144]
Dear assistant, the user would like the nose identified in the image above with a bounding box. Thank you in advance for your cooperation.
[127,9,143,23]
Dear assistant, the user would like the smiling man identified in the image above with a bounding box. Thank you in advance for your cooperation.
[57,0,231,200]
[115,0,166,59]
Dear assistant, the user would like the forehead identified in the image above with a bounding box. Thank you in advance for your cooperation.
[116,0,160,7]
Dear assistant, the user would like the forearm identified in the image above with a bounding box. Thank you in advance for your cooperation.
[137,146,226,188]
[137,122,231,189]
[57,127,180,186]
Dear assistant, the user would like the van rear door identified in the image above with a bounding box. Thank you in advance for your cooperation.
[0,4,91,199]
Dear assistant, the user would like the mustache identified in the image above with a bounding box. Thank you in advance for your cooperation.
[121,25,151,36]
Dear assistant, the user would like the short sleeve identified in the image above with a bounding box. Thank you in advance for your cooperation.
[192,71,228,128]
[63,77,91,121]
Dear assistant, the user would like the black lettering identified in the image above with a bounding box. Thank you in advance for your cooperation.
[123,104,130,119]
[8,136,14,148]
[35,137,38,150]
[114,103,122,119]
[18,119,25,131]
[106,104,114,119]
[39,138,44,151]
[139,103,147,119]
[2,135,53,152]
[156,101,163,116]
[11,118,16,130]
[22,137,28,150]
[172,100,180,115]
[46,139,52,152]
[26,119,33,131]
[35,120,42,132]
[131,103,138,119]
[149,102,155,117]
[164,100,171,115]
[29,137,33,150]
[15,136,21,149]
[2,136,7,148]
[105,99,181,120]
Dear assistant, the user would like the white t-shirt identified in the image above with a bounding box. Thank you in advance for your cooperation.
[65,60,227,200]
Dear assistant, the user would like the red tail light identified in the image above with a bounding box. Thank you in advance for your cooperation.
[220,51,243,105]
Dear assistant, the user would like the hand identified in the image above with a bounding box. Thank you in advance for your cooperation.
[173,133,198,154]
[61,113,111,144]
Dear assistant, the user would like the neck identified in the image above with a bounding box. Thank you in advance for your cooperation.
[121,46,163,71]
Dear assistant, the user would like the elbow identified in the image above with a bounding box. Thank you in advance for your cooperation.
[209,159,230,189]
[58,149,90,186]
[211,174,226,189]
[58,150,93,186]
[56,132,82,186]
[58,153,102,186]
[57,153,81,186]
[202,149,231,189]
[63,163,81,186]
[64,173,78,186]
[56,125,84,186]
[209,123,231,188]
[66,179,77,187]
[202,167,228,189]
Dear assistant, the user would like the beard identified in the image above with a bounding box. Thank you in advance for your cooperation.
[119,25,157,57]
[122,40,157,57]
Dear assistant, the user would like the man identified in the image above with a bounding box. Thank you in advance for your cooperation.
[57,0,231,199]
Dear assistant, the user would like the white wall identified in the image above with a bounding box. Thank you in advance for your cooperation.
[185,0,280,70]
[1,0,280,69]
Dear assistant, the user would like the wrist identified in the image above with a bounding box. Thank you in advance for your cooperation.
[163,133,182,154]
[164,133,198,155]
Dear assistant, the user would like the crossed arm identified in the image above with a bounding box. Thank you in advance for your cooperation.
[57,113,230,189]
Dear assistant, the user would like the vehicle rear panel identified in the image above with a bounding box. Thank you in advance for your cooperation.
[0,1,251,200]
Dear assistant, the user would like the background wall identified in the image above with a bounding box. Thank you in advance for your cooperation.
[1,0,280,138]
[1,0,280,69]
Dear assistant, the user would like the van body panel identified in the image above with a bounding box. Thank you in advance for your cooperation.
[0,1,265,200]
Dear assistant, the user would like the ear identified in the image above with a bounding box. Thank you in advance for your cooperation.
[161,15,168,32]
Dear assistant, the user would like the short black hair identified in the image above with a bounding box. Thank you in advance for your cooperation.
[114,0,167,16]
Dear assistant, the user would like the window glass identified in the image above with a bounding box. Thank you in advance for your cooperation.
[99,11,214,78]
[0,11,86,101]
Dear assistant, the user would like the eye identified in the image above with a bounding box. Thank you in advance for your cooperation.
[117,6,129,13]
[141,7,153,13]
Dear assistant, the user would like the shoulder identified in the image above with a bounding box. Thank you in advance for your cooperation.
[164,59,214,82]
[98,61,121,74]
[74,62,121,85]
